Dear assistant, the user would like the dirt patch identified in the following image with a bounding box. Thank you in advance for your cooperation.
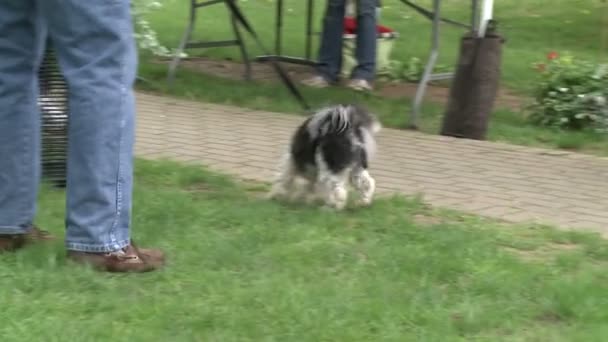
[412,213,444,226]
[535,311,564,324]
[159,57,315,83]
[377,81,530,111]
[502,242,580,262]
[184,183,216,194]
[155,57,531,111]
[237,179,270,198]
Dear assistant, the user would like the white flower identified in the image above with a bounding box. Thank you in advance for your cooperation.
[131,0,182,57]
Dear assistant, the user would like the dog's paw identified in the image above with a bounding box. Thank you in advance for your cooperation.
[321,204,346,212]
[266,189,286,201]
[356,198,373,207]
[303,192,321,205]
[323,199,347,211]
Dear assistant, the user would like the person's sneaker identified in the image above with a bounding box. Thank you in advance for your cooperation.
[67,242,165,273]
[347,79,373,91]
[0,226,54,252]
[301,75,330,88]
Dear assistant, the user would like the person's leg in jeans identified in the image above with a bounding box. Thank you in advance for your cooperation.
[348,0,377,90]
[40,0,135,253]
[302,0,346,87]
[0,0,164,271]
[37,0,164,271]
[0,1,50,249]
[317,0,347,83]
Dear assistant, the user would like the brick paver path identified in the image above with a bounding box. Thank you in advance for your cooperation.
[135,92,608,236]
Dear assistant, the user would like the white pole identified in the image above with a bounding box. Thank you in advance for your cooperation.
[346,0,355,17]
[478,0,494,37]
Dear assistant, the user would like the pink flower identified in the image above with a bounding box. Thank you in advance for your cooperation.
[547,51,559,60]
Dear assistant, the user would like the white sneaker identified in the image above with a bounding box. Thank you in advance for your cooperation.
[301,75,330,88]
[347,79,373,91]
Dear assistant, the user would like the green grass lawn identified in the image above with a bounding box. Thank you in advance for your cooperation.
[2,160,608,340]
[136,0,608,156]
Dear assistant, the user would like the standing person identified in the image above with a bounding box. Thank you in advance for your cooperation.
[0,0,165,272]
[302,0,379,91]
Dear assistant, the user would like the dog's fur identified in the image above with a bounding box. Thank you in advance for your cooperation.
[268,104,382,209]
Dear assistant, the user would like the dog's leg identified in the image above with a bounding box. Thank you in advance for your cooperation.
[327,179,348,210]
[268,153,296,200]
[303,180,320,204]
[316,153,349,210]
[351,168,376,206]
[289,176,312,202]
[319,175,348,210]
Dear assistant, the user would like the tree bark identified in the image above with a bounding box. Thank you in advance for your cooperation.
[440,27,504,140]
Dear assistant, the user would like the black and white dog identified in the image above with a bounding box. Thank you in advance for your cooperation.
[268,104,382,210]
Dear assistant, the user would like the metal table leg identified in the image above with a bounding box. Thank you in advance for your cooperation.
[167,0,197,86]
[409,0,441,129]
[471,0,479,34]
[305,0,314,60]
[405,0,481,129]
[255,0,317,66]
[230,12,252,80]
[167,0,253,85]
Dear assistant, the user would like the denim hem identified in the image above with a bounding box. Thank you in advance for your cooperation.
[0,226,28,234]
[66,238,130,253]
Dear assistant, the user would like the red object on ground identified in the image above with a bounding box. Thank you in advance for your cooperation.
[547,51,559,60]
[344,17,394,34]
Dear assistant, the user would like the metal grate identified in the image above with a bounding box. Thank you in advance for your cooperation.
[39,45,69,188]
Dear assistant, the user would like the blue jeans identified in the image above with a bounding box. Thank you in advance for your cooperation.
[0,0,137,252]
[316,0,377,83]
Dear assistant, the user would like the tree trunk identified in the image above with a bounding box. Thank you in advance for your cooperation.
[440,26,504,140]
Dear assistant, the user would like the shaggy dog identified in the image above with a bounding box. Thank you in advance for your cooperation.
[268,104,382,210]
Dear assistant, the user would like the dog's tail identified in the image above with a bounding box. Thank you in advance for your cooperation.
[307,105,352,138]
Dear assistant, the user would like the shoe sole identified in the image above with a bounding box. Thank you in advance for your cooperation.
[67,252,163,273]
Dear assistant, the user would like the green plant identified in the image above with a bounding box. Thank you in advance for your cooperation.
[528,52,608,132]
[132,0,174,57]
[385,57,450,82]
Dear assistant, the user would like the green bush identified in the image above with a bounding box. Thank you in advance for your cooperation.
[528,52,608,132]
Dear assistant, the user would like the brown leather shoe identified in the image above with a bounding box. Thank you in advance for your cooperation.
[131,242,166,269]
[0,226,54,252]
[67,242,165,273]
